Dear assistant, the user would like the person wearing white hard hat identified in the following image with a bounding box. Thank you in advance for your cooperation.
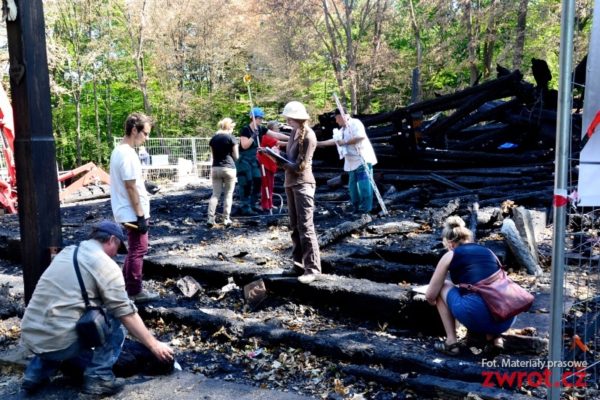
[262,101,321,284]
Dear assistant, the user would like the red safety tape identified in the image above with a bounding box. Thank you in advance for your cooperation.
[554,189,568,207]
[585,110,600,139]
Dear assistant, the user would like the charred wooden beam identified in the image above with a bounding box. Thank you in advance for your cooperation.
[413,148,553,166]
[448,98,521,133]
[383,187,423,207]
[478,188,553,208]
[469,201,479,240]
[341,366,533,400]
[447,128,514,151]
[318,214,372,248]
[429,173,469,191]
[143,306,496,383]
[430,198,462,228]
[429,180,553,205]
[320,257,434,284]
[421,88,516,140]
[360,70,523,126]
[367,220,422,235]
[501,219,543,276]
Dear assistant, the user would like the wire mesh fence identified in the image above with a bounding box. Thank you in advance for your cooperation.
[562,198,600,397]
[113,137,212,186]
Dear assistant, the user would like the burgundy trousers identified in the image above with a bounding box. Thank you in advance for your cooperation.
[123,224,149,296]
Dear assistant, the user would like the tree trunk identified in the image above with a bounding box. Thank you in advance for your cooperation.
[125,0,154,122]
[92,74,102,165]
[482,0,497,79]
[359,0,390,112]
[321,0,347,103]
[343,1,358,114]
[463,0,479,86]
[513,0,529,71]
[75,89,82,166]
[408,0,422,102]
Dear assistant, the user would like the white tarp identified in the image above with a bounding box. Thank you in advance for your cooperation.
[578,0,600,206]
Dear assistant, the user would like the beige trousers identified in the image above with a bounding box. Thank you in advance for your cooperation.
[208,167,237,220]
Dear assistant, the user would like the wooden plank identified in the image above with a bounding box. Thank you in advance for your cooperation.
[6,2,63,303]
[317,214,372,248]
[430,173,469,191]
[501,219,543,276]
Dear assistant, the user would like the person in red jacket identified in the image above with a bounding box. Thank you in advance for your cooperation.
[257,121,285,212]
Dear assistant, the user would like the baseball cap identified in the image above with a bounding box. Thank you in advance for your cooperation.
[91,220,128,254]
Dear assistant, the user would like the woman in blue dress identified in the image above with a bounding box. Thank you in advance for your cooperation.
[426,216,515,355]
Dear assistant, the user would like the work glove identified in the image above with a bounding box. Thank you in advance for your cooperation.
[332,128,342,141]
[145,180,161,195]
[136,215,149,234]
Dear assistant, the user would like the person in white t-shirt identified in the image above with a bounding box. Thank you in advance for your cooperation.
[109,112,158,303]
[317,108,377,214]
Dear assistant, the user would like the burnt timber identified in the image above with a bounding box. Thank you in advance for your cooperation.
[0,58,589,399]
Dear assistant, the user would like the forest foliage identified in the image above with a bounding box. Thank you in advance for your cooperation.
[6,0,595,170]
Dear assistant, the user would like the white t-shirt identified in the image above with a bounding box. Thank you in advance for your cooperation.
[341,117,377,172]
[110,143,149,222]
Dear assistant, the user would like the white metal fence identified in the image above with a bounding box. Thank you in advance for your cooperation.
[113,137,212,185]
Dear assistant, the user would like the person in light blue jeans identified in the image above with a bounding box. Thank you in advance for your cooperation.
[317,108,378,214]
[348,163,373,214]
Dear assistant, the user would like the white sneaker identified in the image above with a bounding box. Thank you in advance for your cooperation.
[298,274,316,284]
[223,218,232,227]
[206,218,215,228]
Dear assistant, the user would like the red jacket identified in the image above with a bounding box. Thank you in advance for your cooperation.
[257,135,279,172]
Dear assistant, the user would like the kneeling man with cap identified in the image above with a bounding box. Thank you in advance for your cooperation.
[20,220,174,396]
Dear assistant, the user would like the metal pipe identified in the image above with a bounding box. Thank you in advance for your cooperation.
[548,0,575,398]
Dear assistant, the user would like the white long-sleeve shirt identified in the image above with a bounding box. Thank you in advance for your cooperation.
[340,118,377,172]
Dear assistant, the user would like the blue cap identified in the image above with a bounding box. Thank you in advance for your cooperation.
[250,107,265,119]
[91,220,128,254]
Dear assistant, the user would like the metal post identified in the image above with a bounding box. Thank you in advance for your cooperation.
[548,0,575,398]
[191,137,198,176]
[6,1,63,304]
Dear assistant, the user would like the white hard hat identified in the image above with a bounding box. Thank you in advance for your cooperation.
[281,101,310,120]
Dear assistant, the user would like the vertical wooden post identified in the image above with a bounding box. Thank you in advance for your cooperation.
[5,1,62,304]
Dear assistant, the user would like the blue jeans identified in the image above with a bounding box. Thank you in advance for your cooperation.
[348,163,373,213]
[24,314,125,383]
